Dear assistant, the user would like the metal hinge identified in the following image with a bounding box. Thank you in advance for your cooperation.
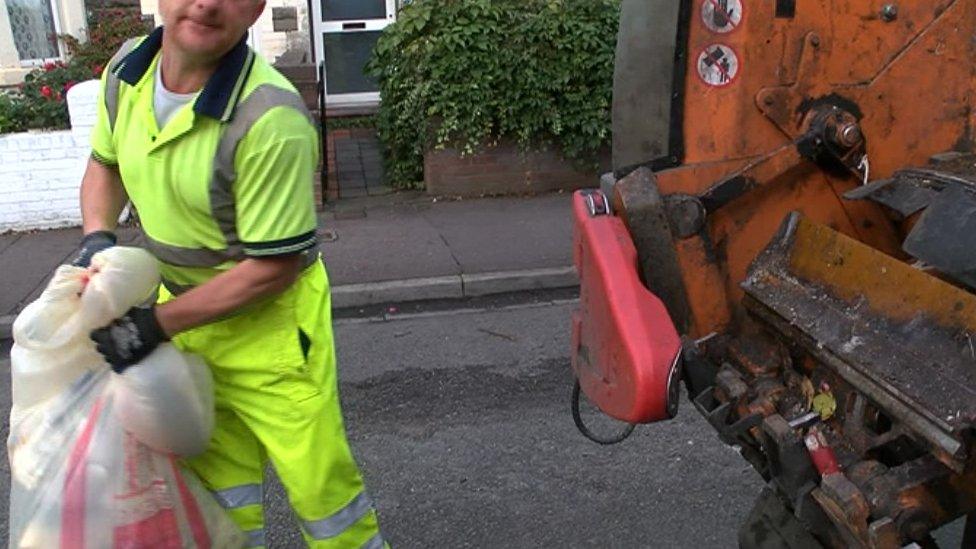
[582,190,610,217]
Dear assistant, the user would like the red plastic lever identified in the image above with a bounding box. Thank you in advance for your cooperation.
[571,190,683,424]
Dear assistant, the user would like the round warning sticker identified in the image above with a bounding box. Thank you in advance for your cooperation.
[697,44,739,87]
[701,0,743,33]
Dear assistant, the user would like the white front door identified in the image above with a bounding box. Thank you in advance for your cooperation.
[310,0,396,108]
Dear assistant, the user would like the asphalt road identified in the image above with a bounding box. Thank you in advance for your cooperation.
[263,299,765,548]
[0,299,766,548]
[7,297,963,547]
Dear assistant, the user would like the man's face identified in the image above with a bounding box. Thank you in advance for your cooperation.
[159,0,265,62]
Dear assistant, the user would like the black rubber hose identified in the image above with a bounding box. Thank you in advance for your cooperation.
[571,378,636,445]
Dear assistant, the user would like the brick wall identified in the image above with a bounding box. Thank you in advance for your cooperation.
[276,63,318,113]
[424,140,609,198]
[0,80,99,233]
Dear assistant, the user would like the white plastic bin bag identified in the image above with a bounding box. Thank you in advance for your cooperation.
[7,247,243,548]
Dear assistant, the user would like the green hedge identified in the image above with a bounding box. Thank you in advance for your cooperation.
[367,0,620,189]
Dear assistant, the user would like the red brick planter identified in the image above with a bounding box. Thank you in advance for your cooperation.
[424,140,609,197]
[275,64,319,113]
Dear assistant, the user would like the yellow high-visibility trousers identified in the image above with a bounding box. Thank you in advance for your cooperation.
[165,260,384,548]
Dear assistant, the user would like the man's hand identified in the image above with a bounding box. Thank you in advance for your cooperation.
[72,230,117,268]
[91,306,170,373]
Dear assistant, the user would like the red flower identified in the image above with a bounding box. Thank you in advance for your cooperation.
[43,62,55,71]
[55,91,63,101]
[40,85,52,98]
[92,64,104,76]
[64,80,76,93]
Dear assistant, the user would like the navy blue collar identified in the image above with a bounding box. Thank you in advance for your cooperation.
[113,26,256,122]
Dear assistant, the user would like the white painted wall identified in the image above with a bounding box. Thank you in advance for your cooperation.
[0,79,99,233]
[253,0,312,62]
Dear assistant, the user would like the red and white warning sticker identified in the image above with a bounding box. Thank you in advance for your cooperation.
[697,44,739,87]
[701,0,743,33]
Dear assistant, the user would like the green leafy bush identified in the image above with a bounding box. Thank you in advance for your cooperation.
[0,92,28,134]
[61,8,151,77]
[367,0,620,188]
[2,61,94,132]
[0,9,149,134]
[327,115,376,130]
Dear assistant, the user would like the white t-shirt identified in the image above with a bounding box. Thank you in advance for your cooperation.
[153,62,196,129]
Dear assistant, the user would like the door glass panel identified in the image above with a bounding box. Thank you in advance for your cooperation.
[323,31,381,95]
[322,0,386,21]
[6,0,58,61]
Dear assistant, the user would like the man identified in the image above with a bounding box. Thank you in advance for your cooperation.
[76,0,385,545]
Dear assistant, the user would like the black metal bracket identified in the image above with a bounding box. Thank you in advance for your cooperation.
[692,388,762,446]
[318,60,329,205]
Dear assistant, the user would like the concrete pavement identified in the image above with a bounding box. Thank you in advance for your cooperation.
[0,191,579,340]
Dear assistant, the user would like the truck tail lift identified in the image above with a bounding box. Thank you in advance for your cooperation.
[570,1,976,547]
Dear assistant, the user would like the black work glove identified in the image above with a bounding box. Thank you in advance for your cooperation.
[90,306,170,373]
[72,230,117,267]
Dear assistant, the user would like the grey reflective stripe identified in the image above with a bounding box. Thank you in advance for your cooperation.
[361,533,386,549]
[211,83,313,250]
[302,491,373,540]
[211,484,263,509]
[159,250,319,296]
[244,529,266,548]
[143,232,243,267]
[106,37,140,132]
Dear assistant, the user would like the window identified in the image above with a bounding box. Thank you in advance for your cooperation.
[5,0,61,65]
[322,0,386,21]
[312,0,395,106]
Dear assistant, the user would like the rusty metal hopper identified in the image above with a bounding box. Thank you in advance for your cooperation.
[742,214,976,471]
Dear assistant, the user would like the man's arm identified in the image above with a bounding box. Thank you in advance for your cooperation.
[155,254,304,336]
[91,254,306,371]
[72,157,128,266]
[80,156,127,233]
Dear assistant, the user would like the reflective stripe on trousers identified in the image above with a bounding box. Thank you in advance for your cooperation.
[211,483,263,509]
[302,491,376,540]
[213,485,381,546]
[245,528,266,548]
[211,484,266,547]
[361,532,387,549]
